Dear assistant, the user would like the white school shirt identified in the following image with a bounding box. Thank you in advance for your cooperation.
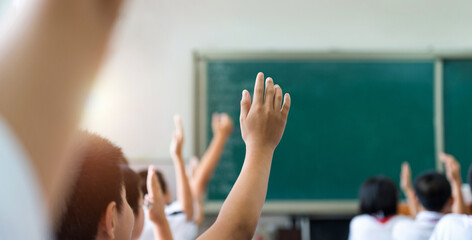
[0,117,50,240]
[348,214,410,240]
[392,211,444,240]
[429,214,472,240]
[139,201,198,240]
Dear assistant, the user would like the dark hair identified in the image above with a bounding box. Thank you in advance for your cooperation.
[138,169,168,196]
[413,171,451,212]
[359,176,398,217]
[121,165,142,216]
[56,133,125,240]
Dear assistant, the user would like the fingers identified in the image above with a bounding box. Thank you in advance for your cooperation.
[173,115,183,136]
[212,113,219,126]
[264,77,275,108]
[281,93,291,118]
[253,72,264,105]
[240,89,251,121]
[274,85,283,110]
[402,162,411,172]
[147,166,162,198]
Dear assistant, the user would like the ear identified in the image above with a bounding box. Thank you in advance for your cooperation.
[99,202,118,239]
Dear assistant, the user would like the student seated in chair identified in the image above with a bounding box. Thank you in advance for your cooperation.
[429,156,472,240]
[139,113,233,240]
[349,176,409,240]
[56,133,172,240]
[392,153,465,240]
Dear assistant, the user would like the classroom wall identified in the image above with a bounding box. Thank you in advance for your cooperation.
[80,0,472,162]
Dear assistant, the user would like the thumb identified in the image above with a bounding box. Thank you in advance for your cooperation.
[240,90,251,121]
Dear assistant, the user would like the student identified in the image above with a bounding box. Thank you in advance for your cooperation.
[139,113,234,240]
[56,133,172,240]
[122,164,174,240]
[392,154,465,240]
[189,112,234,224]
[429,158,472,240]
[0,0,125,238]
[349,176,409,240]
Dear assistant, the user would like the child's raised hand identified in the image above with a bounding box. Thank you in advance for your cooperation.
[212,113,234,137]
[240,72,291,153]
[146,166,167,223]
[400,162,413,192]
[440,153,462,184]
[170,115,184,159]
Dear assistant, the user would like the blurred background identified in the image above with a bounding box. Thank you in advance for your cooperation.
[2,0,470,163]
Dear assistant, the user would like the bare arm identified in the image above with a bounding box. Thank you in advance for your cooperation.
[170,116,194,221]
[191,113,233,199]
[0,0,123,221]
[198,72,291,240]
[147,166,173,240]
[441,153,466,214]
[400,162,419,217]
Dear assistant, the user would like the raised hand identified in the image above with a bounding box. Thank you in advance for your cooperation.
[170,115,184,159]
[145,166,167,224]
[212,113,234,138]
[440,153,466,214]
[440,153,462,184]
[401,162,413,192]
[240,72,291,153]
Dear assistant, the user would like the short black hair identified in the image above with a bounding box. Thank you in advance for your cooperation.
[359,176,398,217]
[138,169,168,196]
[413,171,451,212]
[56,133,125,240]
[121,165,142,216]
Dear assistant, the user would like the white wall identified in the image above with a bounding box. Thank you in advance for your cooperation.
[81,0,472,162]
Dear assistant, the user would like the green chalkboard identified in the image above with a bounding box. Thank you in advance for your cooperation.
[205,59,436,200]
[444,60,472,181]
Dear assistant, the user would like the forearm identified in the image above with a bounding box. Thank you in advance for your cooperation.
[403,188,418,217]
[0,0,113,220]
[192,134,229,197]
[198,148,273,240]
[451,181,466,214]
[152,219,174,240]
[173,155,194,220]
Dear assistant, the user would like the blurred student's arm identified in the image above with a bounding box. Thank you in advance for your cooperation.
[170,115,194,221]
[191,113,233,199]
[0,0,124,221]
[191,113,233,224]
[197,73,291,240]
[400,162,419,217]
[441,153,466,214]
[147,166,174,240]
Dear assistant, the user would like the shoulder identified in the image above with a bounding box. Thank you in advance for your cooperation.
[350,214,372,225]
[165,201,183,214]
[430,214,472,240]
[391,217,414,238]
[437,214,472,227]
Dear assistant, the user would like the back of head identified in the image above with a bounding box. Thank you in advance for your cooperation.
[359,175,398,217]
[56,132,125,240]
[413,171,451,212]
[121,165,141,216]
[138,168,167,196]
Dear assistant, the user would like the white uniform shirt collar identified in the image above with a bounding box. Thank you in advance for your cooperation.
[416,211,444,224]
